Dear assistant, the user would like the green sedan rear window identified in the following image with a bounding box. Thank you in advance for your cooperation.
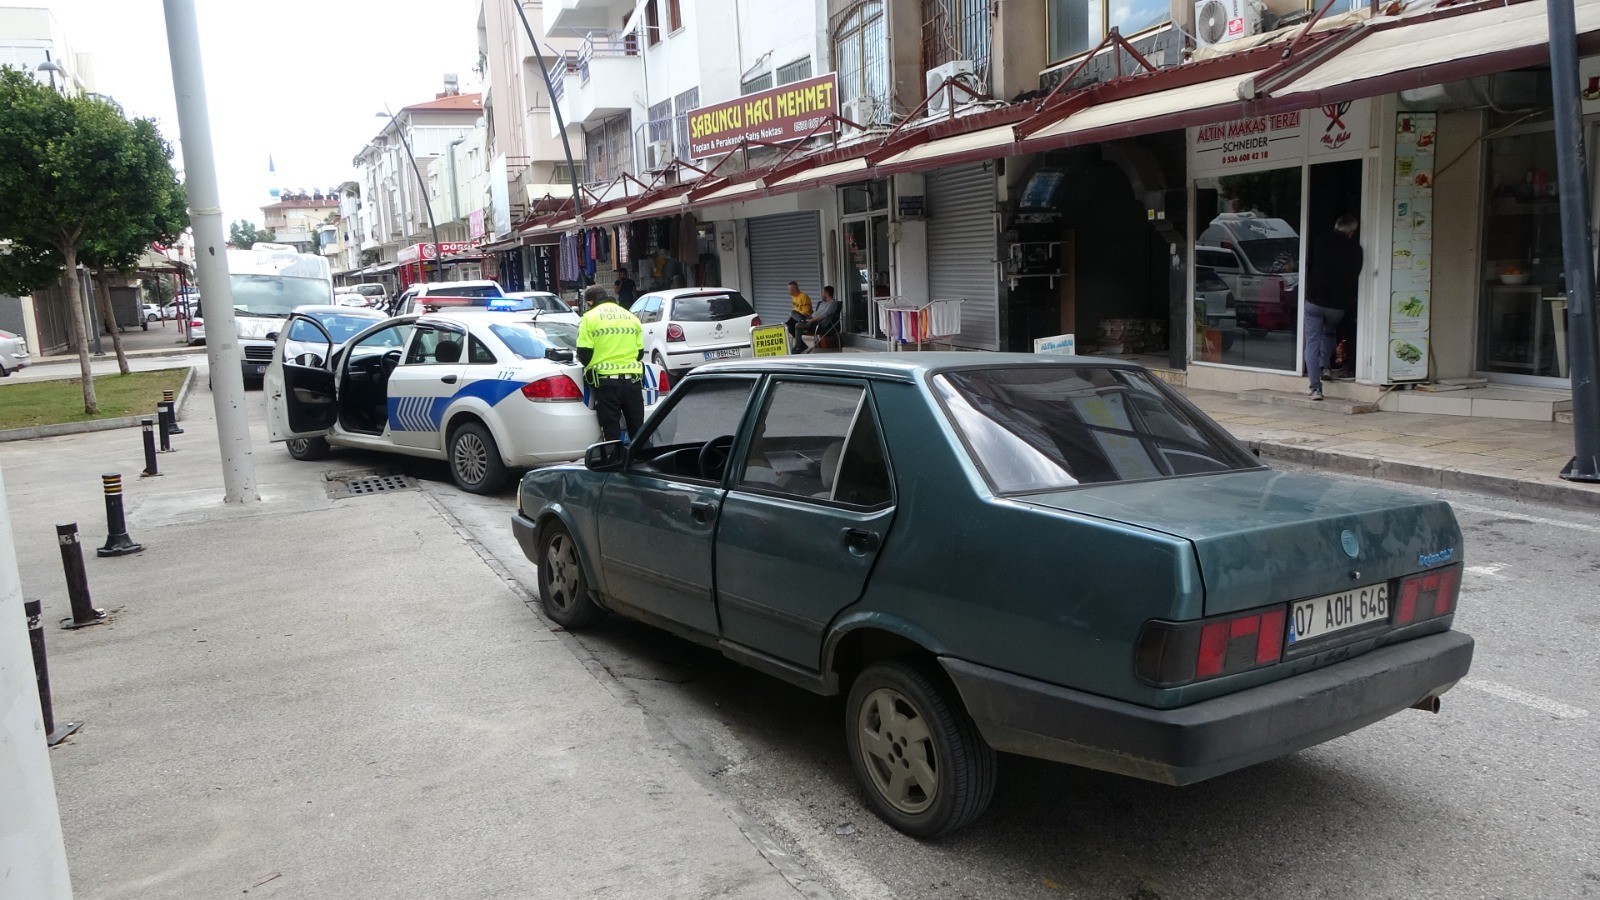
[932,366,1260,492]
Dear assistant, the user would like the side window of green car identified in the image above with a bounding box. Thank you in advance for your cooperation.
[738,380,892,507]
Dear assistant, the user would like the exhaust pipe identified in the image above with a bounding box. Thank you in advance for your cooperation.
[1411,695,1441,713]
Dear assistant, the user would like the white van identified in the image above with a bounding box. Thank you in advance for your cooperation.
[1196,213,1301,333]
[227,244,335,383]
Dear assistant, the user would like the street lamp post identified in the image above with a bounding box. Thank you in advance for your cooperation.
[35,59,64,93]
[375,109,440,283]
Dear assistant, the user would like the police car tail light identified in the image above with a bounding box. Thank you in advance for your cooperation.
[1393,564,1461,626]
[666,324,686,342]
[521,375,583,401]
[1134,605,1286,687]
[655,370,669,392]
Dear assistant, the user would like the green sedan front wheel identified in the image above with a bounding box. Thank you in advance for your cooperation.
[845,660,996,838]
[537,525,606,630]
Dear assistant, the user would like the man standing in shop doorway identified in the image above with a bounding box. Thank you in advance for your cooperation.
[577,285,645,442]
[1304,215,1362,401]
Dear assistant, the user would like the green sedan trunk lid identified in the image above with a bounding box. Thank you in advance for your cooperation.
[1017,468,1463,615]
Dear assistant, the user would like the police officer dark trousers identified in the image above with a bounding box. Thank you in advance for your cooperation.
[576,284,645,442]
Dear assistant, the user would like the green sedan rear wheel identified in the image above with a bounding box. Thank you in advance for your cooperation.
[846,660,996,838]
[537,525,606,629]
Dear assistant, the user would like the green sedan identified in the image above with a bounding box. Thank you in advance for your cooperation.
[512,354,1473,837]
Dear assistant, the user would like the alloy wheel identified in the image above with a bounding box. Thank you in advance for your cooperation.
[544,533,581,614]
[453,431,488,485]
[855,686,939,815]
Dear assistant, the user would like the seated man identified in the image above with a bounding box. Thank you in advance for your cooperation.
[793,285,841,353]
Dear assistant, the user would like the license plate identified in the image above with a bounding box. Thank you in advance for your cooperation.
[1287,584,1388,645]
[703,349,741,360]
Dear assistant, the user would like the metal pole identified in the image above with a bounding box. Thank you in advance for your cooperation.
[511,0,585,215]
[162,389,184,434]
[55,523,105,628]
[95,475,143,558]
[0,464,74,896]
[383,108,441,281]
[140,418,160,477]
[1550,0,1600,480]
[162,0,260,502]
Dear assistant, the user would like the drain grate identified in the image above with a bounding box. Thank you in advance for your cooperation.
[324,469,419,499]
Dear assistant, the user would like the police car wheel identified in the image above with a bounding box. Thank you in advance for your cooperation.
[286,436,330,461]
[449,422,508,494]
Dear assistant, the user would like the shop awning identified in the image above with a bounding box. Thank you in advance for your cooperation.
[1018,75,1252,151]
[1267,0,1600,103]
[766,156,870,191]
[872,124,1019,176]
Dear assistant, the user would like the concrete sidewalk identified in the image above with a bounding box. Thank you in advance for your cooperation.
[1175,387,1600,510]
[0,399,816,899]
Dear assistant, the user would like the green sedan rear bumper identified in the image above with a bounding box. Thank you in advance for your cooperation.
[941,630,1474,786]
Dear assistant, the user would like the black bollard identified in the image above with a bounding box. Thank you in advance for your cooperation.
[57,523,106,629]
[161,389,183,435]
[139,418,160,477]
[95,475,143,558]
[26,600,82,745]
[157,404,172,453]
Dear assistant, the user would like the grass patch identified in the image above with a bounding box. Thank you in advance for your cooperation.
[0,369,190,430]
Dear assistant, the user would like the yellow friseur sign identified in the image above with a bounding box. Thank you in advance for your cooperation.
[750,324,791,357]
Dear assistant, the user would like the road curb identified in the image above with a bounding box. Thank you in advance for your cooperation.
[0,366,196,443]
[1252,439,1600,512]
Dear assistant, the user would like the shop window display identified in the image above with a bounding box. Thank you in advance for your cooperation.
[1478,128,1567,379]
[1193,167,1303,372]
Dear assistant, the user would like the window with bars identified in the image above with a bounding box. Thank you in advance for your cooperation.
[777,57,812,86]
[647,99,673,145]
[673,88,699,159]
[922,0,991,91]
[741,72,773,95]
[583,116,634,185]
[834,1,888,111]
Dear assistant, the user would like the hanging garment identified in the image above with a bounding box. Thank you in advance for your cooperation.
[616,225,630,265]
[596,228,610,264]
[678,212,698,265]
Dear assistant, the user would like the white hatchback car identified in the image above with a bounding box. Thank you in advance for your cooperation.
[629,287,761,376]
[0,328,29,376]
[497,291,580,326]
[265,311,664,493]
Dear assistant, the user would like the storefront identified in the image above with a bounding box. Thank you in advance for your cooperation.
[1186,101,1379,390]
[925,163,1002,350]
[838,179,890,341]
[747,211,823,325]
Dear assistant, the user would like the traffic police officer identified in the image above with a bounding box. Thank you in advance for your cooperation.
[575,284,645,442]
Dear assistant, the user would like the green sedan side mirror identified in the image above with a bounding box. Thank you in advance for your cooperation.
[584,440,626,472]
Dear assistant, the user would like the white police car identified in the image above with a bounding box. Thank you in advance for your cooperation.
[265,310,664,493]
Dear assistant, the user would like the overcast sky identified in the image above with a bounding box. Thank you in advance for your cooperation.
[49,0,483,228]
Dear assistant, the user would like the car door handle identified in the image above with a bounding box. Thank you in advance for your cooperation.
[841,528,881,556]
[690,500,717,524]
[440,374,458,384]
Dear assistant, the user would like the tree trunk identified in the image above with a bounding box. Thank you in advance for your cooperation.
[95,271,131,375]
[62,246,98,415]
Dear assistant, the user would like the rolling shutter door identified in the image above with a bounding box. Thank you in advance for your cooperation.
[926,164,999,350]
[748,211,822,325]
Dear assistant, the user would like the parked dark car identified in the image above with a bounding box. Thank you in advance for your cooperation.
[512,354,1473,836]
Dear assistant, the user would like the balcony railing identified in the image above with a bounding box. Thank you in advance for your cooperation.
[576,30,636,84]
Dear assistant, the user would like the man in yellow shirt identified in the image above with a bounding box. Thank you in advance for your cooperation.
[576,285,645,442]
[785,280,813,350]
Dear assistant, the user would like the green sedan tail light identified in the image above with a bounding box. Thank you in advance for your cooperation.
[1393,564,1461,626]
[1135,606,1286,687]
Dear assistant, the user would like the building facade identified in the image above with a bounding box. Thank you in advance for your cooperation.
[489,0,1597,425]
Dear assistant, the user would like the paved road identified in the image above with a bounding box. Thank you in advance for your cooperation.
[411,462,1600,900]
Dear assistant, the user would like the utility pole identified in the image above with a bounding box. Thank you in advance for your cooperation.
[511,0,584,216]
[1549,0,1600,481]
[162,0,259,503]
[377,109,441,282]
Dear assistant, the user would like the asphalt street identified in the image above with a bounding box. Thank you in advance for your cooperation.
[433,462,1600,900]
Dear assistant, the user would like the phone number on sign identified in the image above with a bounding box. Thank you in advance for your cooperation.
[1222,151,1273,165]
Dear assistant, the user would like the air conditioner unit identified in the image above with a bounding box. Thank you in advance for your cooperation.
[925,60,979,115]
[645,140,674,172]
[840,96,882,129]
[1194,0,1261,48]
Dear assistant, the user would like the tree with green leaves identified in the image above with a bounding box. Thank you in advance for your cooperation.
[0,66,189,413]
[229,219,274,248]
